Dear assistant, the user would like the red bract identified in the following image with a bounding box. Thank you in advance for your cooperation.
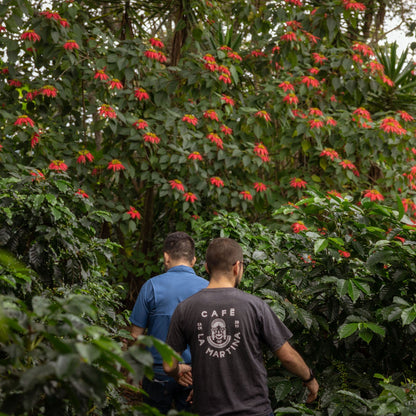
[150,37,164,48]
[8,79,22,87]
[134,88,150,101]
[301,76,320,88]
[221,95,235,106]
[39,85,57,97]
[326,117,337,126]
[207,133,223,149]
[340,160,359,176]
[63,40,79,50]
[99,104,116,118]
[363,189,384,201]
[291,222,307,233]
[367,60,384,73]
[309,107,323,116]
[381,75,394,87]
[253,143,269,157]
[218,65,231,75]
[145,48,160,60]
[133,119,148,130]
[342,0,366,11]
[352,42,374,57]
[59,18,70,28]
[250,50,267,58]
[380,118,407,135]
[0,25,6,31]
[30,170,45,181]
[143,132,160,144]
[157,51,167,63]
[40,10,61,19]
[352,54,364,65]
[77,150,94,164]
[285,0,302,5]
[94,69,109,81]
[219,73,232,84]
[338,250,351,258]
[290,177,307,188]
[108,159,125,171]
[240,191,253,201]
[49,160,68,171]
[402,198,416,213]
[76,189,89,198]
[283,93,299,105]
[278,81,295,92]
[312,53,328,65]
[327,190,342,198]
[31,132,41,148]
[309,119,324,129]
[353,107,372,121]
[227,51,242,61]
[220,124,233,135]
[210,177,224,187]
[108,79,123,89]
[254,182,267,192]
[188,152,203,161]
[14,115,35,127]
[170,179,185,192]
[255,110,271,122]
[184,192,197,203]
[398,111,414,122]
[280,32,298,42]
[320,148,339,160]
[182,114,198,126]
[272,45,280,54]
[203,109,219,121]
[127,206,141,219]
[21,30,41,42]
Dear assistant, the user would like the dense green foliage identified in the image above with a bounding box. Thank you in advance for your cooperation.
[1,0,416,414]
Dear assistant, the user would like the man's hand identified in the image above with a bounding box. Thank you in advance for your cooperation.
[177,363,192,387]
[304,378,319,403]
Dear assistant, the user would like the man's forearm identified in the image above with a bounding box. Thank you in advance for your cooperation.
[275,341,313,381]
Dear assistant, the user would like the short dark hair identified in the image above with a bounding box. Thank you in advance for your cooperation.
[163,231,195,263]
[206,238,243,274]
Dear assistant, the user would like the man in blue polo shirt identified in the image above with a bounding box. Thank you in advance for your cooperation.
[130,231,208,413]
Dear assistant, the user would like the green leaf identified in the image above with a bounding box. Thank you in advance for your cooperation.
[338,322,359,339]
[314,238,328,254]
[274,380,292,403]
[401,305,416,325]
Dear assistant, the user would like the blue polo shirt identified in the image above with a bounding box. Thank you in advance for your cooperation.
[130,265,208,372]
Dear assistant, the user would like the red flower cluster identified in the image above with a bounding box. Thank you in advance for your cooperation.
[182,114,198,126]
[290,177,307,188]
[338,250,351,258]
[188,152,203,161]
[320,148,339,160]
[312,53,328,65]
[291,222,307,233]
[204,109,219,121]
[49,160,68,171]
[253,143,270,162]
[380,118,407,135]
[21,30,41,42]
[342,0,366,11]
[280,32,298,42]
[309,119,324,129]
[135,88,150,101]
[108,159,125,171]
[133,119,148,130]
[39,85,57,97]
[340,159,359,176]
[14,115,35,127]
[278,81,295,92]
[108,79,123,89]
[144,48,167,63]
[220,124,232,135]
[352,107,372,128]
[9,79,22,87]
[221,95,235,106]
[301,76,320,88]
[363,189,384,201]
[150,37,164,48]
[184,192,197,203]
[143,133,160,144]
[127,206,141,219]
[398,111,414,122]
[352,42,374,57]
[77,150,94,164]
[254,110,271,122]
[210,177,224,187]
[76,189,89,198]
[31,131,42,148]
[63,40,79,50]
[203,54,218,72]
[170,179,185,192]
[254,182,267,192]
[94,69,109,81]
[99,104,116,118]
[283,93,299,105]
[207,132,223,149]
[240,191,253,201]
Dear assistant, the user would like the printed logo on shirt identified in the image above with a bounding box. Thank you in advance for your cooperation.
[197,308,240,358]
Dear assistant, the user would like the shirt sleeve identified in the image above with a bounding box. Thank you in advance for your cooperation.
[166,305,187,354]
[260,301,293,352]
[129,280,154,328]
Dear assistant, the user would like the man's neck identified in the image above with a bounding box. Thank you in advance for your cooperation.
[166,261,192,270]
[207,275,235,288]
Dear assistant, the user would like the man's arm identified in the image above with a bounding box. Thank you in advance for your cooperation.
[275,341,319,403]
[131,325,145,340]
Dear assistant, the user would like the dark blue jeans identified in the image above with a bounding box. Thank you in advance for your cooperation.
[142,373,192,414]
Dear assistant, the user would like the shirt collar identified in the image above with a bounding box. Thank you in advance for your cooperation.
[167,265,196,274]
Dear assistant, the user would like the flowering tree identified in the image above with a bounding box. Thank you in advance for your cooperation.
[1,0,416,298]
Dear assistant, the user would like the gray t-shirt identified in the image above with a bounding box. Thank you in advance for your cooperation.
[166,287,293,416]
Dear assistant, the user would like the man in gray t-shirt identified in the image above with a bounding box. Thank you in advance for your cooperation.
[164,238,319,416]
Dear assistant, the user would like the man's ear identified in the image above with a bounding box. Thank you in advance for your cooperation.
[204,263,210,274]
[190,256,196,267]
[163,252,170,264]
